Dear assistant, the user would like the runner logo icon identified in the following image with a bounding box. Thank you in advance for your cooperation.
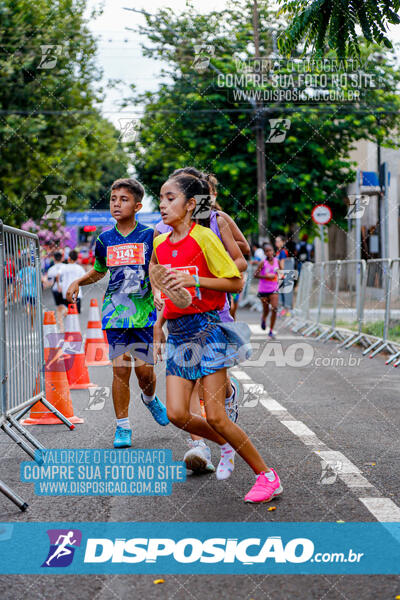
[42,529,82,567]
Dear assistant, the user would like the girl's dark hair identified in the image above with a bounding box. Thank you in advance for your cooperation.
[204,172,217,194]
[170,174,211,227]
[204,172,223,211]
[169,166,204,179]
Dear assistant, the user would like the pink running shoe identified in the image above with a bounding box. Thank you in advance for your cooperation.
[244,469,283,503]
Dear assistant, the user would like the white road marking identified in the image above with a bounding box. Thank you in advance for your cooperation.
[259,397,286,412]
[281,420,317,438]
[359,498,400,522]
[233,367,400,522]
[231,370,251,381]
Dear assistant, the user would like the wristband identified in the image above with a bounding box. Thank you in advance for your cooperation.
[192,274,202,299]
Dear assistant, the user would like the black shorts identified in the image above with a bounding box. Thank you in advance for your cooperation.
[62,298,81,313]
[52,290,63,306]
[258,291,278,299]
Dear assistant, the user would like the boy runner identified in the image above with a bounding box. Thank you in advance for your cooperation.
[66,178,168,448]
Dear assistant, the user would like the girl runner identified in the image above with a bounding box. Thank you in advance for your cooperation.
[255,244,279,339]
[151,173,282,503]
[154,167,246,474]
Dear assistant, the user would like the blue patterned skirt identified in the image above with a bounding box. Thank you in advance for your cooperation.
[165,311,252,380]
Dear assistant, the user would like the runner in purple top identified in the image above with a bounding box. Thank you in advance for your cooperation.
[255,244,279,339]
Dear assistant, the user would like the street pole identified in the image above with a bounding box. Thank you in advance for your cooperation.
[252,0,268,244]
[355,169,361,316]
[382,161,389,259]
[319,225,325,262]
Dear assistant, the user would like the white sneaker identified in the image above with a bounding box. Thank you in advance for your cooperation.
[183,440,215,473]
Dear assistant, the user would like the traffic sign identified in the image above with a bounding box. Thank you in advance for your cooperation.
[312,204,332,226]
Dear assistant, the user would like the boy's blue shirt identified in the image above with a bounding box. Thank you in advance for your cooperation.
[94,222,156,330]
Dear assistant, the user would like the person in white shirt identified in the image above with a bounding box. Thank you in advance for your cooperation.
[250,243,265,265]
[58,250,86,314]
[45,251,66,331]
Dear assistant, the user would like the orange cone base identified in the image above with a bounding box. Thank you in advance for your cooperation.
[22,414,83,426]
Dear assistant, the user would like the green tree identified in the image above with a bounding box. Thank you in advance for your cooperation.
[0,0,129,226]
[278,0,400,58]
[126,1,400,238]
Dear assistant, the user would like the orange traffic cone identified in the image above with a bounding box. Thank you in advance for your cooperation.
[84,299,110,366]
[63,304,97,390]
[22,311,84,425]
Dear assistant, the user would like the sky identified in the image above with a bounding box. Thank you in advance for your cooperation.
[86,0,229,126]
[86,0,400,125]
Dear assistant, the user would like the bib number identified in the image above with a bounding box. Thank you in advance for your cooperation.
[106,243,145,267]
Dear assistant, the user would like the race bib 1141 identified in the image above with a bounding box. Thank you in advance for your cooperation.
[106,243,145,267]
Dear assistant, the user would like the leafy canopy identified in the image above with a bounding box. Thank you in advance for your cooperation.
[0,0,129,227]
[278,0,400,57]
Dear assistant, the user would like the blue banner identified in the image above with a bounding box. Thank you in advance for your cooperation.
[0,522,399,574]
[65,211,161,227]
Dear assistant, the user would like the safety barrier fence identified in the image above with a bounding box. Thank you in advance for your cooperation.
[0,220,73,511]
[288,258,400,362]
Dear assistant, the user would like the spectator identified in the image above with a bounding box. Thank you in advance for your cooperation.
[16,262,37,328]
[250,243,265,265]
[58,250,85,314]
[45,251,66,331]
[296,234,314,274]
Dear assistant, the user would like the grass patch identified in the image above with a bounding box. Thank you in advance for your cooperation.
[322,320,400,342]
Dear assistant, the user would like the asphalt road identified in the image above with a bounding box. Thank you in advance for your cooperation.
[0,282,399,599]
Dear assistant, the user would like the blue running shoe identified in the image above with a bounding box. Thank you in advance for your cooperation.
[141,394,169,426]
[225,377,239,423]
[113,426,132,448]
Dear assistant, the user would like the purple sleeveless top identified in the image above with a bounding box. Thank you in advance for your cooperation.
[155,212,233,322]
[155,210,222,238]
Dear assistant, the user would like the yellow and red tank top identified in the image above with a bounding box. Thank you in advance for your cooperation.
[153,223,241,320]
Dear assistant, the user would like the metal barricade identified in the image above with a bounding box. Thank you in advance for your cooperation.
[358,259,396,357]
[302,262,325,337]
[290,256,400,360]
[0,221,73,511]
[315,261,344,342]
[291,262,314,331]
[384,258,400,365]
[332,259,366,348]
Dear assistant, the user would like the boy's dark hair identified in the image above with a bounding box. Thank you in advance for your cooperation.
[69,250,78,261]
[54,252,62,262]
[111,178,144,202]
[170,166,204,179]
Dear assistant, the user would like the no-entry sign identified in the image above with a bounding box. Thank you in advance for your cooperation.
[312,204,332,225]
